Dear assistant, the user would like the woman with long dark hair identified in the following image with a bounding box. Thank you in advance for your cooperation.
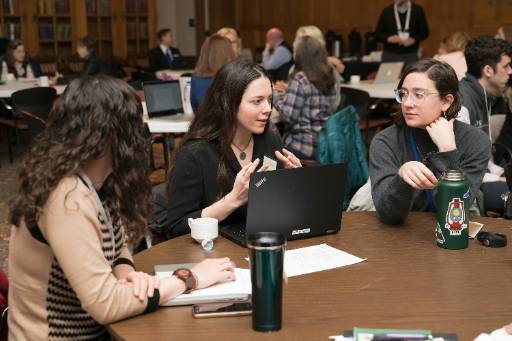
[166,60,301,239]
[1,40,35,80]
[8,76,235,340]
[273,36,338,160]
[370,59,490,224]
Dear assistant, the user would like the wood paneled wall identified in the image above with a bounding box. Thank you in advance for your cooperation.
[198,0,512,57]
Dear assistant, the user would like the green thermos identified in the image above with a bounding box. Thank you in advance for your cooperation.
[247,232,286,332]
[435,169,471,250]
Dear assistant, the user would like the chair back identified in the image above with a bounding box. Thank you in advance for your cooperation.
[11,87,57,139]
[340,87,370,118]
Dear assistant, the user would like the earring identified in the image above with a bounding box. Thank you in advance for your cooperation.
[442,110,448,119]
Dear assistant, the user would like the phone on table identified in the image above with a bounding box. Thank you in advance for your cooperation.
[192,301,252,318]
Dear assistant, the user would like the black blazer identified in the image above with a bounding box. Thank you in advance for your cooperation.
[166,130,283,239]
[148,46,182,71]
[82,53,109,76]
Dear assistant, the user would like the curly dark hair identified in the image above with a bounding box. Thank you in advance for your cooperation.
[465,36,512,78]
[9,75,152,243]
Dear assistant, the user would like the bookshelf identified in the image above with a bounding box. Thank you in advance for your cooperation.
[35,0,74,61]
[0,0,22,41]
[86,0,113,58]
[125,0,151,58]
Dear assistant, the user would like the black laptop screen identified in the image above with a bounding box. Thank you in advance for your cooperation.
[144,81,183,117]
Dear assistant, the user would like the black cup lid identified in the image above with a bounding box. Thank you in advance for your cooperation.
[247,232,285,247]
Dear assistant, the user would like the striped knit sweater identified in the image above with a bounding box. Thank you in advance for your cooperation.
[8,175,159,340]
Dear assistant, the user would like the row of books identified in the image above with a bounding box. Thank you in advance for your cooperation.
[125,0,147,13]
[39,23,72,40]
[86,0,111,16]
[2,0,19,15]
[3,22,20,40]
[38,0,70,15]
[127,22,148,39]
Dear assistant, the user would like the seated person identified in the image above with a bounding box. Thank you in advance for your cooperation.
[458,36,512,213]
[166,61,301,239]
[8,75,234,340]
[1,40,38,80]
[191,34,236,112]
[76,36,110,76]
[149,28,182,72]
[370,59,490,224]
[434,31,470,80]
[261,27,293,81]
[217,27,253,63]
[273,36,338,160]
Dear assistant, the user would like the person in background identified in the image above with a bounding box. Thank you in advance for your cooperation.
[434,37,448,57]
[274,25,344,110]
[148,28,182,72]
[8,75,234,340]
[1,40,38,80]
[496,26,512,43]
[191,34,236,112]
[273,36,338,160]
[166,61,301,239]
[217,27,253,63]
[261,27,293,81]
[370,59,489,224]
[434,31,470,80]
[374,0,429,62]
[76,36,109,76]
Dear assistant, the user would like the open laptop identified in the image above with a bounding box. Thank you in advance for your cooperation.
[373,62,404,84]
[220,163,347,247]
[143,80,184,118]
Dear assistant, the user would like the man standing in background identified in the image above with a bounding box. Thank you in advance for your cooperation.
[149,28,182,72]
[374,0,429,62]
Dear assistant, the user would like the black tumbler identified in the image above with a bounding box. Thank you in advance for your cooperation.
[247,232,286,332]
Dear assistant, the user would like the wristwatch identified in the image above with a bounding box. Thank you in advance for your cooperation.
[173,268,197,293]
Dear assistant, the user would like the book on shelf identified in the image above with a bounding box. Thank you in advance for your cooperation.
[38,0,53,15]
[57,24,71,40]
[86,0,97,14]
[38,23,54,39]
[126,0,136,13]
[6,22,21,40]
[2,0,19,15]
[55,0,70,14]
[99,0,110,16]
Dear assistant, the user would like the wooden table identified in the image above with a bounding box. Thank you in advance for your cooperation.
[0,80,65,97]
[109,212,512,340]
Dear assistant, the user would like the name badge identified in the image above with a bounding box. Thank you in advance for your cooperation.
[398,31,410,40]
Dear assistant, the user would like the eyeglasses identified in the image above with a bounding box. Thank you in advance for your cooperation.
[394,88,439,104]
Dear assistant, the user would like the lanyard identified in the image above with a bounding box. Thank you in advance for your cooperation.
[407,128,436,212]
[394,1,411,32]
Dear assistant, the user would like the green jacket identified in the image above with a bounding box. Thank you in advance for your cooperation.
[318,105,369,209]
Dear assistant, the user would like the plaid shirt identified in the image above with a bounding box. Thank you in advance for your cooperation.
[274,71,338,158]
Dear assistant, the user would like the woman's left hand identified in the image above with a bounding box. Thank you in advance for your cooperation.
[426,117,456,152]
[119,271,160,301]
[275,149,302,168]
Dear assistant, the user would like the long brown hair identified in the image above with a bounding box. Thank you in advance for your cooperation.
[194,34,236,77]
[293,36,335,95]
[5,40,29,77]
[173,61,270,196]
[9,76,152,243]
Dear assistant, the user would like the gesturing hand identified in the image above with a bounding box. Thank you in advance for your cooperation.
[399,161,438,190]
[275,149,302,168]
[191,257,235,289]
[426,117,456,152]
[226,158,261,207]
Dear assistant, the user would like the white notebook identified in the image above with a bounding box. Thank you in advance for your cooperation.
[155,263,251,306]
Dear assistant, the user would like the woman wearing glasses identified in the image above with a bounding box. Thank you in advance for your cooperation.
[369,59,490,224]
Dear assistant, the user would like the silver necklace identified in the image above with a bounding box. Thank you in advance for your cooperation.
[232,136,253,161]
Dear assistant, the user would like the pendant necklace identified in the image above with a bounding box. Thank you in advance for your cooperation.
[232,136,253,161]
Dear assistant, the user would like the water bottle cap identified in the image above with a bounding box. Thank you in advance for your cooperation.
[247,232,286,248]
[442,169,465,181]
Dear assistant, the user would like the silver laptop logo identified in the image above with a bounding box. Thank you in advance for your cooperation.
[292,228,310,236]
[255,177,267,188]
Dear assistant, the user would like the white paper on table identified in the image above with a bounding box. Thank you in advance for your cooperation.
[245,244,366,278]
[284,243,366,277]
[156,268,251,305]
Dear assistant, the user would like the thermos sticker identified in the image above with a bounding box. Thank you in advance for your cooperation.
[445,198,468,236]
[463,189,471,199]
